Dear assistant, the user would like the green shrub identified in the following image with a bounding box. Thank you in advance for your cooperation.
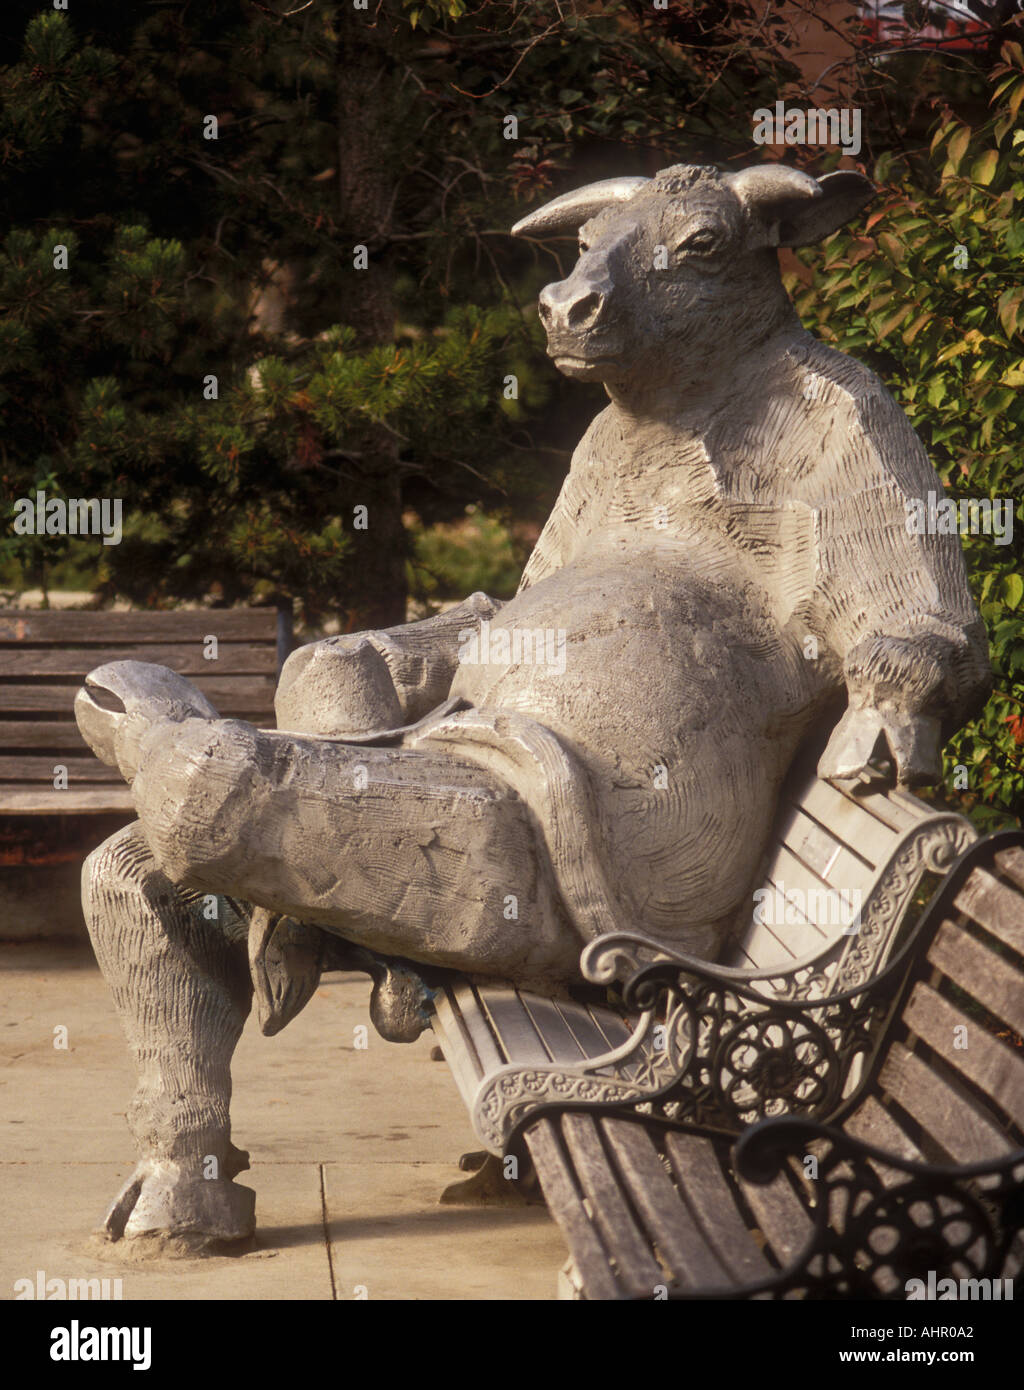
[785,47,1024,827]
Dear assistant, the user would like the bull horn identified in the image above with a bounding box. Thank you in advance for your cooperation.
[511,176,649,237]
[723,164,821,210]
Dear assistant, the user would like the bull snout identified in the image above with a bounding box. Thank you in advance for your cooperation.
[538,279,607,336]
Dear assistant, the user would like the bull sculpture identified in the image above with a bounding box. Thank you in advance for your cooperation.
[76,163,990,1250]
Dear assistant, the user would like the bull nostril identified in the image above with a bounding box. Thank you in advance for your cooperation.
[538,297,553,324]
[567,291,603,328]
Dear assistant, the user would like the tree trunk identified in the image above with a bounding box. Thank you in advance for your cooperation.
[336,3,408,628]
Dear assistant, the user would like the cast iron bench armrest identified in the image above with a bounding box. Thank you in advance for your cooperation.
[431,756,978,1155]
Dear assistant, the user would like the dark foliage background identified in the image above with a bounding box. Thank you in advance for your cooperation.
[1,0,1021,821]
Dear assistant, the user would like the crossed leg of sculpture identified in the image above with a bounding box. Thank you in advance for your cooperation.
[82,717,577,1250]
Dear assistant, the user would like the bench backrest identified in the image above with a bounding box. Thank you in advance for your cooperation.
[723,750,976,995]
[863,840,1024,1167]
[0,607,290,812]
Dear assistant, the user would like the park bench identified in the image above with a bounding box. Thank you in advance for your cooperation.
[0,607,291,815]
[419,747,1024,1298]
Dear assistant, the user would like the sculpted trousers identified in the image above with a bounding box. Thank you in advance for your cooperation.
[82,719,576,1243]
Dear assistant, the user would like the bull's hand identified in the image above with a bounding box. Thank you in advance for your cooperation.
[817,706,942,788]
[75,662,218,784]
[275,591,503,738]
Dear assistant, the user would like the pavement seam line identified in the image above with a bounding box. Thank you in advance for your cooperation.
[319,1162,338,1300]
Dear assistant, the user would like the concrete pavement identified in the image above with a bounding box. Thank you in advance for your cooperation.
[0,942,568,1300]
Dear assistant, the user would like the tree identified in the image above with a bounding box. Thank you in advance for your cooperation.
[1,0,1019,821]
[0,2,808,627]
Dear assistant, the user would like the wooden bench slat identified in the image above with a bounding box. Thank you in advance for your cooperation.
[0,786,136,814]
[518,993,645,1080]
[476,987,552,1066]
[0,680,277,716]
[0,756,123,783]
[601,1117,734,1290]
[794,778,906,858]
[927,921,1024,1037]
[523,1119,623,1301]
[995,846,1024,894]
[516,994,593,1062]
[663,1132,773,1283]
[0,644,278,677]
[737,1164,815,1267]
[775,804,875,886]
[953,867,1024,956]
[559,1113,666,1297]
[843,1094,924,1167]
[0,610,279,643]
[0,721,91,750]
[429,986,489,1110]
[902,983,1024,1133]
[582,1001,635,1052]
[724,942,759,970]
[884,785,948,830]
[879,1041,1015,1164]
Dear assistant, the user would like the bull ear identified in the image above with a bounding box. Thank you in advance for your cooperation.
[511,176,649,237]
[725,166,874,248]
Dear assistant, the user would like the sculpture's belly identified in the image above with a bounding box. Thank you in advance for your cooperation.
[449,548,824,945]
[450,549,811,766]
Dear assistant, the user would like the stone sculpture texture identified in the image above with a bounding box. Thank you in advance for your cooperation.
[75,163,990,1250]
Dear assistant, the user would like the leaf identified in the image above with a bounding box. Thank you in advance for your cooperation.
[935,340,972,365]
[946,125,972,174]
[1005,574,1024,610]
[998,288,1024,340]
[971,149,999,186]
[877,232,904,264]
[876,304,913,340]
[1008,78,1024,121]
[929,121,954,155]
[902,311,932,345]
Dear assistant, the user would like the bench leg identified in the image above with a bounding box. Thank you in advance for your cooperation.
[82,822,256,1253]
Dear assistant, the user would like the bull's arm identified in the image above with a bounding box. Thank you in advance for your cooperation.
[813,480,991,787]
[517,466,588,591]
[274,591,503,737]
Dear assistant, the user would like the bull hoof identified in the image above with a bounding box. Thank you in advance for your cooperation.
[100,1160,256,1255]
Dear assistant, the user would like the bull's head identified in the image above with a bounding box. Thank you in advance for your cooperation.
[512,164,873,400]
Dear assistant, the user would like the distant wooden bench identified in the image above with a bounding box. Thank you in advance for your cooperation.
[0,608,291,815]
[423,747,1024,1297]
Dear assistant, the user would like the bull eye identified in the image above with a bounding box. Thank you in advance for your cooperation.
[676,229,717,254]
[578,237,590,253]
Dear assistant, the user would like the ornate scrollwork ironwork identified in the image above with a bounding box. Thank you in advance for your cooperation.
[670,1116,1024,1301]
[472,814,979,1154]
[475,944,907,1152]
